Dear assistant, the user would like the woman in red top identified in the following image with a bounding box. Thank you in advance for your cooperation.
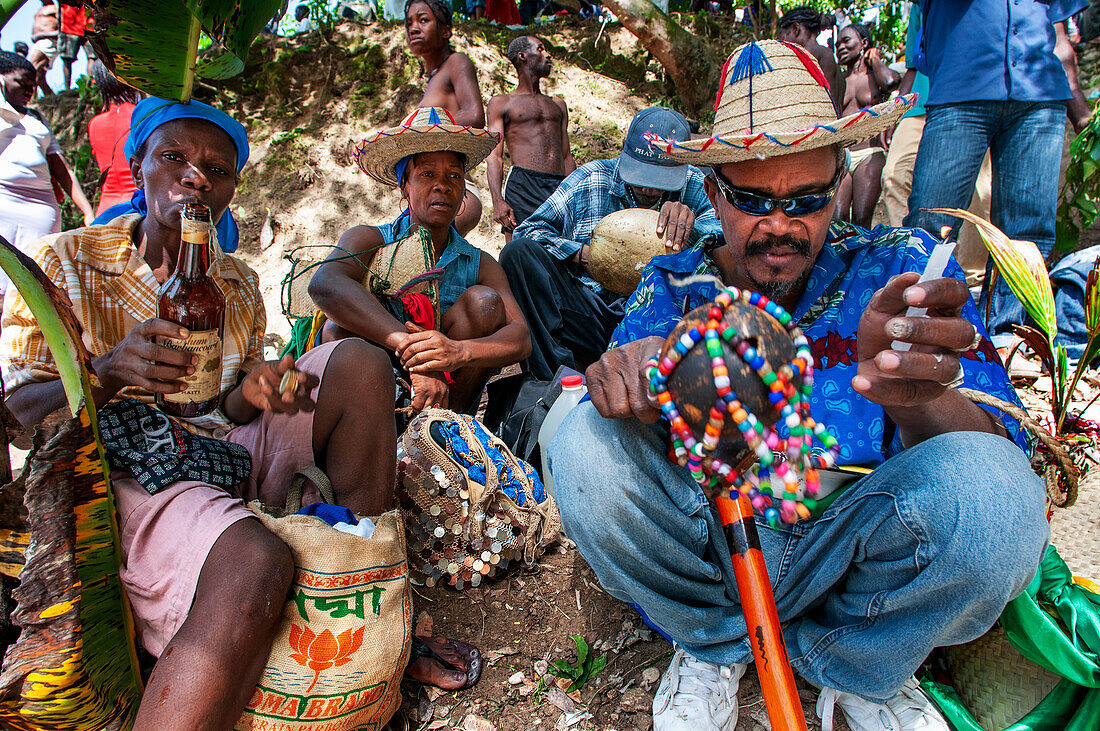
[87,61,142,215]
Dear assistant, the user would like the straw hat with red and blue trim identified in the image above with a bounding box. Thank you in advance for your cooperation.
[354,107,501,187]
[650,40,916,165]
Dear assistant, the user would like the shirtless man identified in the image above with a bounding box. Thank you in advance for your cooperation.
[404,0,485,235]
[834,22,899,228]
[487,36,576,242]
[27,0,58,96]
[776,6,845,113]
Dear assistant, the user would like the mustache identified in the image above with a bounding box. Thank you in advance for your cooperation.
[745,234,812,258]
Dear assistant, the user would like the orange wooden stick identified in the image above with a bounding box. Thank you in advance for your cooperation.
[715,493,807,731]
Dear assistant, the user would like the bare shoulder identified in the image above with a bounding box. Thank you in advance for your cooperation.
[476,249,506,281]
[487,92,512,110]
[336,224,385,255]
[553,95,569,113]
[810,43,837,69]
[444,51,478,76]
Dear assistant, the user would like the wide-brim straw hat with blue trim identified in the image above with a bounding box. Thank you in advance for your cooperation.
[354,107,501,187]
[650,40,916,165]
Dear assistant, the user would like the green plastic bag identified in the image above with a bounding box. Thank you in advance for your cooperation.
[923,546,1100,730]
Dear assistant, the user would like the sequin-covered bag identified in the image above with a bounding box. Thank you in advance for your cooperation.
[397,409,561,589]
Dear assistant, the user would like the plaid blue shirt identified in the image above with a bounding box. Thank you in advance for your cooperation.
[610,220,1029,466]
[511,158,722,292]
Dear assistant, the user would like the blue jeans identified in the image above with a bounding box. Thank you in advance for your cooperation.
[904,100,1067,348]
[549,403,1049,702]
[1051,244,1100,365]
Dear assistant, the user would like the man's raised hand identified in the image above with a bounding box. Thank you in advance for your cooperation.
[586,336,664,422]
[655,201,696,252]
[853,272,978,406]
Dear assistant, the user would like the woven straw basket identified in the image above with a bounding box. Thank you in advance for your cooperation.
[362,225,437,299]
[588,208,667,296]
[940,390,1098,730]
[941,625,1063,730]
[282,245,333,319]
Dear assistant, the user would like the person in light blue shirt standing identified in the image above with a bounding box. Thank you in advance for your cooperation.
[904,0,1087,353]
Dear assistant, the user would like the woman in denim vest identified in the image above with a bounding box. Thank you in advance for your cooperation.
[310,107,531,414]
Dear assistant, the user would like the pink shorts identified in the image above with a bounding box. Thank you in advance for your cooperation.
[114,340,342,657]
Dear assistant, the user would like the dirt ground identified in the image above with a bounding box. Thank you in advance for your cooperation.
[403,545,840,731]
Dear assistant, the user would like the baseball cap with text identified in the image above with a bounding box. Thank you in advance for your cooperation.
[617,106,690,192]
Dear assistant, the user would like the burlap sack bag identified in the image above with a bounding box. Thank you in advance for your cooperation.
[235,505,411,731]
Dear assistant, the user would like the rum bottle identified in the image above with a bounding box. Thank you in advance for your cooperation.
[156,202,226,417]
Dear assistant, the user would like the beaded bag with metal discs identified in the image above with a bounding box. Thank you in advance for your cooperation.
[397,409,561,589]
[645,286,842,525]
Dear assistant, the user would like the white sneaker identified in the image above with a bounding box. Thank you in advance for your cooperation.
[816,677,950,731]
[652,646,747,731]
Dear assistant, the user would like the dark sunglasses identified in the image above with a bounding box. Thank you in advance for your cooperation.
[711,167,842,217]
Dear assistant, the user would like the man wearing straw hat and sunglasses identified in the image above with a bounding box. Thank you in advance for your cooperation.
[548,41,1048,731]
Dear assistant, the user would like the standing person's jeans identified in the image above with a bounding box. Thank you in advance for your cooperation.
[904,100,1067,348]
[549,403,1049,702]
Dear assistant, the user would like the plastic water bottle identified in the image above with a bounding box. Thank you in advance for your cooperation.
[538,375,587,497]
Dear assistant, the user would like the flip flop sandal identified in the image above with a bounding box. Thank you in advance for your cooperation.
[410,635,483,689]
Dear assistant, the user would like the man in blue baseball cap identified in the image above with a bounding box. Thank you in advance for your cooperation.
[500,106,721,381]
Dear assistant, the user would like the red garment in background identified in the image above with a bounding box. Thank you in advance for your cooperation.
[88,102,137,215]
[485,0,521,25]
[60,5,87,36]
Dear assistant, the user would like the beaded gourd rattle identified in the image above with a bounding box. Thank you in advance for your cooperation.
[645,286,841,525]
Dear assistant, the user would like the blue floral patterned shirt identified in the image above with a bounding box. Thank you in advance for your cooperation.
[610,221,1028,465]
[511,158,722,293]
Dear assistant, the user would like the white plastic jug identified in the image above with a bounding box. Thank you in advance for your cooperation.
[537,375,587,497]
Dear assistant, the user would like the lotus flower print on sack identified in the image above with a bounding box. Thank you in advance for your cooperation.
[288,625,367,694]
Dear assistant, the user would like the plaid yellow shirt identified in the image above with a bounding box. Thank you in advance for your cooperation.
[0,214,266,436]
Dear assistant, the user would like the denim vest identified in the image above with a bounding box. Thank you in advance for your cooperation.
[376,212,481,313]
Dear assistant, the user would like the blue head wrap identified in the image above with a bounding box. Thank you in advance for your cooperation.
[394,155,413,187]
[92,97,250,253]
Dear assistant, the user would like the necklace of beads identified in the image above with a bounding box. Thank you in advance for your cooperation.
[644,286,842,526]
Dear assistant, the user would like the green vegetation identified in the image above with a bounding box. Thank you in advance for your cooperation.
[549,634,608,693]
[1058,112,1100,254]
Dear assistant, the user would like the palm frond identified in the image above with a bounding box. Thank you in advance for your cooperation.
[927,208,1058,340]
[89,0,283,102]
[0,1,28,27]
[0,237,142,729]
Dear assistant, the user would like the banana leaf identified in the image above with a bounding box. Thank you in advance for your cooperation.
[89,0,284,102]
[0,237,143,729]
[0,1,28,28]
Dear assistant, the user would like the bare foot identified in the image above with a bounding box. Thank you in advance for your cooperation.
[405,635,483,689]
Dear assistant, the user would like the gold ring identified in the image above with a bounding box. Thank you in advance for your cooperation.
[947,364,965,388]
[969,325,982,350]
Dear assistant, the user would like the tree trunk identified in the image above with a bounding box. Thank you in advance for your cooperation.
[600,0,720,117]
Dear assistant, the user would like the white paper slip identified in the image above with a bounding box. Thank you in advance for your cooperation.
[891,240,957,352]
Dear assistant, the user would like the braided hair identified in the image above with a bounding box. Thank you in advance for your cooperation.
[778,6,827,35]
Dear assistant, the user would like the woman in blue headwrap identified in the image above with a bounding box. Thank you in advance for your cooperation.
[93,95,250,252]
[1,97,403,728]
